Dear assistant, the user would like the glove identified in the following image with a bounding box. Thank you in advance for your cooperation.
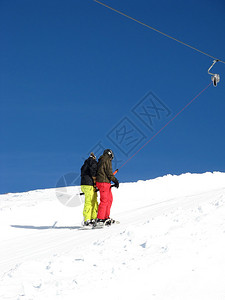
[114,179,119,189]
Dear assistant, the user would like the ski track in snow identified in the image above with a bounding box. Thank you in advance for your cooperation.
[0,172,225,300]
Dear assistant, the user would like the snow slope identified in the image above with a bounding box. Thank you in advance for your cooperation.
[0,172,225,300]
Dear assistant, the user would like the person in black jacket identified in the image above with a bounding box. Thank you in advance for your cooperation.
[80,152,98,227]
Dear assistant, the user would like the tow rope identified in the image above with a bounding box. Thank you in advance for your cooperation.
[113,82,212,175]
[92,1,221,174]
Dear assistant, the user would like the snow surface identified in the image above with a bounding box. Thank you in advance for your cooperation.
[0,172,225,300]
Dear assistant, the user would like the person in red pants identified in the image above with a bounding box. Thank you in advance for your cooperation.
[95,149,119,225]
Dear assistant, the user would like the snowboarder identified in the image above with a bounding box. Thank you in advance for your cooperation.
[95,149,119,226]
[81,152,98,228]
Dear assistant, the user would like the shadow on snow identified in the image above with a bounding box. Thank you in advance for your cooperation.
[10,224,81,230]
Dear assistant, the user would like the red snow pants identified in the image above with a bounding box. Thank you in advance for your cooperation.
[96,182,113,220]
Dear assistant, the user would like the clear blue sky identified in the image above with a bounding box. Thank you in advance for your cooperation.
[1,0,225,194]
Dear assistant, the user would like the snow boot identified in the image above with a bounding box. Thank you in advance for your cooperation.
[93,218,105,228]
[83,220,93,229]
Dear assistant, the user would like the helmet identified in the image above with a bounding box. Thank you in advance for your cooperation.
[103,149,114,160]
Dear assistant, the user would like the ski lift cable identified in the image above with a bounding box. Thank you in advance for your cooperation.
[113,82,212,175]
[94,0,225,65]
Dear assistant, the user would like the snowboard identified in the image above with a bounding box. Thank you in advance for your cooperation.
[93,219,120,229]
[79,219,120,230]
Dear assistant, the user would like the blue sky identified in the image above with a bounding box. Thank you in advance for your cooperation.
[1,0,225,194]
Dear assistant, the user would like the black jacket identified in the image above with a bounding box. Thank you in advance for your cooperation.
[80,156,97,186]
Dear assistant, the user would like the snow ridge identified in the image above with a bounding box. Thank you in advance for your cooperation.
[0,172,225,300]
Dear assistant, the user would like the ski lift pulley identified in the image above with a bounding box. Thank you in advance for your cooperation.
[208,60,220,87]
